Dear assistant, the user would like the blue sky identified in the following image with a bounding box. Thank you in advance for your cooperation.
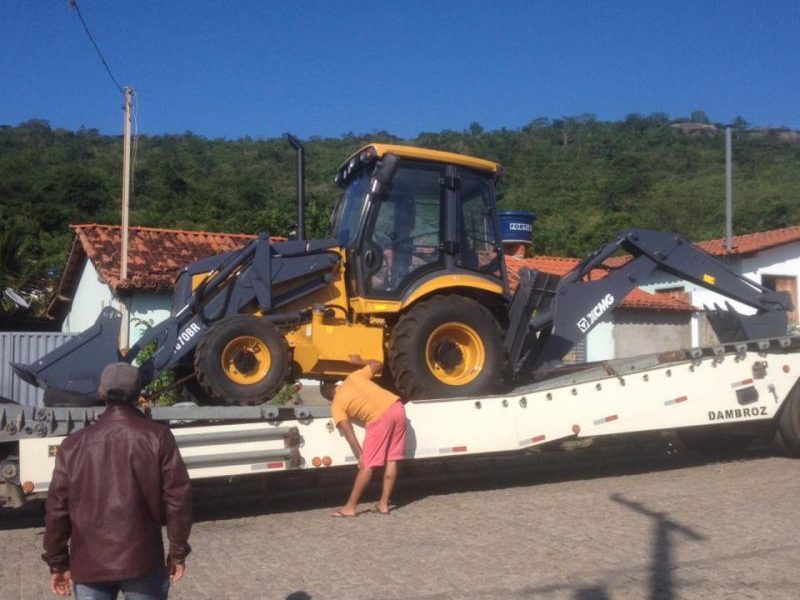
[1,1,798,139]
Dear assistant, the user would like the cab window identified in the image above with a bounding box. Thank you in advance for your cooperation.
[457,170,501,278]
[362,163,444,297]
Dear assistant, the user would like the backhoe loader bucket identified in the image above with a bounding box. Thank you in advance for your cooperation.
[706,302,789,343]
[11,307,124,404]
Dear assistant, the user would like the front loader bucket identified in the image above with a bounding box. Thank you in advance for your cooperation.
[706,302,789,343]
[11,307,124,404]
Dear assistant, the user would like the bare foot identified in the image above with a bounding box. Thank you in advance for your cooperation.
[373,503,391,515]
[330,507,358,518]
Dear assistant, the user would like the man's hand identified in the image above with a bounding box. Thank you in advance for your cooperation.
[348,355,383,376]
[169,561,186,583]
[337,420,363,461]
[50,570,72,596]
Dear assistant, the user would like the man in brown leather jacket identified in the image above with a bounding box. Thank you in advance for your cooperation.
[43,363,192,599]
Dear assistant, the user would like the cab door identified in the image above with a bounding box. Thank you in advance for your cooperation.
[359,161,446,299]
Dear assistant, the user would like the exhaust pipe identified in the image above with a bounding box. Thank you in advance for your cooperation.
[286,133,305,241]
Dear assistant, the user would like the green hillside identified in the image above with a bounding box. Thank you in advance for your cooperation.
[1,114,799,309]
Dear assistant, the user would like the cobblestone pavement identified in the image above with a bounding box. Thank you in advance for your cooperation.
[2,436,799,600]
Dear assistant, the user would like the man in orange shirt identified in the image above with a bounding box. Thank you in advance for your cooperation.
[322,356,407,516]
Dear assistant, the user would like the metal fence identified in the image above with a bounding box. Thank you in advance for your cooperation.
[0,332,74,407]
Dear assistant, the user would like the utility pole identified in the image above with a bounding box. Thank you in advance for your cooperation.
[119,86,134,350]
[725,126,733,252]
[121,86,133,281]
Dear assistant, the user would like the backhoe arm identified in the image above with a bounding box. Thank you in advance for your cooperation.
[509,228,792,375]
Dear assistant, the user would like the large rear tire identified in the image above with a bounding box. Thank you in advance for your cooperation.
[388,295,506,400]
[194,315,290,406]
[776,380,800,457]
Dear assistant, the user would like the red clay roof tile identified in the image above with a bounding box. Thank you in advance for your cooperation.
[504,255,694,312]
[696,225,800,256]
[70,224,278,292]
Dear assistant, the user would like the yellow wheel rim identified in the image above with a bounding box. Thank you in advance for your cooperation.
[425,322,485,386]
[221,336,272,385]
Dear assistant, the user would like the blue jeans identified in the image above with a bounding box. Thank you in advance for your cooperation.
[74,568,170,600]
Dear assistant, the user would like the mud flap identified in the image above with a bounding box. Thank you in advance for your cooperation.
[11,306,124,399]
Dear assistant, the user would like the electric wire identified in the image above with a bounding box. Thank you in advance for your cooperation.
[68,0,124,93]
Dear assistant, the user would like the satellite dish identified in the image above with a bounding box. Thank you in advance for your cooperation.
[4,288,30,309]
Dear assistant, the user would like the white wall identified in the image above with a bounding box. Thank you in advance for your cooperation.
[127,292,173,346]
[741,242,800,298]
[63,259,173,346]
[62,260,115,333]
[586,319,615,361]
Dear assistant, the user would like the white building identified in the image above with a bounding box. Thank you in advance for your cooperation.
[638,226,800,345]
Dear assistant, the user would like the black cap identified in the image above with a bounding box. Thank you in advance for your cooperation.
[98,362,142,404]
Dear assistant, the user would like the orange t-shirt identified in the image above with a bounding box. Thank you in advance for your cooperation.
[330,365,400,426]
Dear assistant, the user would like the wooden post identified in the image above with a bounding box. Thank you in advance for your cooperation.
[121,86,133,282]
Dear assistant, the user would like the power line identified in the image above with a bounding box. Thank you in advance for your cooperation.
[68,0,124,93]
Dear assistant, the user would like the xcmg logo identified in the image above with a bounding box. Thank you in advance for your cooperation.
[576,293,615,333]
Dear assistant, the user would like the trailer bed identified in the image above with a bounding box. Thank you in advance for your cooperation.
[3,336,800,507]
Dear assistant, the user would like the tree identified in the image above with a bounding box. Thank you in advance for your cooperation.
[467,122,484,136]
[732,116,749,130]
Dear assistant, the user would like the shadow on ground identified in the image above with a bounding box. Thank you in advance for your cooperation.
[193,432,776,523]
[0,431,777,531]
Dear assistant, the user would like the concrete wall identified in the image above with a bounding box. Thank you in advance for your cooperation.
[611,310,692,359]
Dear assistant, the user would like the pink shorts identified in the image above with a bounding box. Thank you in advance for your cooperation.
[362,401,407,468]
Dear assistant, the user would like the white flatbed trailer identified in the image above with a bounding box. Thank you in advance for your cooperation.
[3,336,800,508]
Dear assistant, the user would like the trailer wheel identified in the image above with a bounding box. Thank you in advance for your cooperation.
[776,380,800,457]
[676,425,754,456]
[194,315,290,406]
[389,295,506,399]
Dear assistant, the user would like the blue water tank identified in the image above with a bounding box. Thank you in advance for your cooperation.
[498,210,536,245]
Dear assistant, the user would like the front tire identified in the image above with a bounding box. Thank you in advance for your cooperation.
[388,295,506,399]
[194,315,290,406]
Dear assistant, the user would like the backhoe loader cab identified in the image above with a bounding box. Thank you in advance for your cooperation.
[333,144,507,300]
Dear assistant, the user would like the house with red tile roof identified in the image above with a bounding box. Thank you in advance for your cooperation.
[48,224,282,345]
[636,226,800,345]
